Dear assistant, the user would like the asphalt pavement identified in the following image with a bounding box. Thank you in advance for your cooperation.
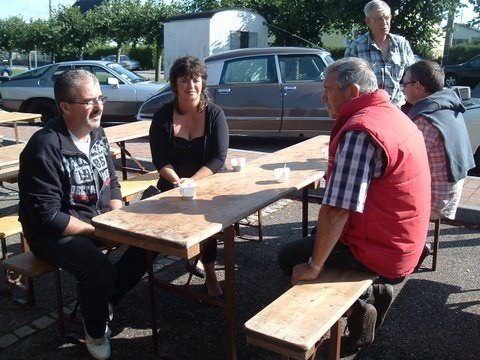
[0,130,479,359]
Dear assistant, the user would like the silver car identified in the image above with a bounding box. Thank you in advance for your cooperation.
[101,55,141,71]
[137,47,335,136]
[0,60,167,124]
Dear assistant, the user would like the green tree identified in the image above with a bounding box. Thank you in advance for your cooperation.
[52,6,98,60]
[468,0,480,26]
[142,0,182,81]
[0,16,26,68]
[92,0,145,61]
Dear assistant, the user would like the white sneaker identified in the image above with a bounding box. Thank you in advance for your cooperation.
[84,322,111,360]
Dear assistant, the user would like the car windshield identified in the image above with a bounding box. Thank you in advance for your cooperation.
[10,65,51,80]
[107,63,146,83]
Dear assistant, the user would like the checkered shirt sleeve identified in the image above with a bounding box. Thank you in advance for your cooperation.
[414,116,461,219]
[323,131,385,213]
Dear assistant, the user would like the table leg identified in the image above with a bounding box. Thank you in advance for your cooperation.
[329,319,342,360]
[118,141,128,180]
[224,225,236,360]
[302,187,309,237]
[147,250,159,354]
[13,123,19,143]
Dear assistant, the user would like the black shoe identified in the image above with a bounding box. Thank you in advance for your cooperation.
[372,284,393,329]
[414,243,434,271]
[185,260,206,279]
[347,300,377,349]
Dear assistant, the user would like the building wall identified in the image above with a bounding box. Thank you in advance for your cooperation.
[454,24,480,45]
[163,18,210,77]
[209,10,268,54]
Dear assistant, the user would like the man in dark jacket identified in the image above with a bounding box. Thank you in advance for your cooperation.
[403,60,475,221]
[18,70,148,360]
[403,60,475,268]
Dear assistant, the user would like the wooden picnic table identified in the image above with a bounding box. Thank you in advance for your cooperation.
[91,135,330,359]
[0,111,41,143]
[104,120,151,179]
[0,121,151,182]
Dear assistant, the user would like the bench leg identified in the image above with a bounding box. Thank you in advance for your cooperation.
[224,225,237,360]
[26,276,35,307]
[257,210,263,241]
[432,219,441,271]
[1,236,12,299]
[329,319,342,360]
[147,250,159,354]
[302,188,309,237]
[53,269,65,338]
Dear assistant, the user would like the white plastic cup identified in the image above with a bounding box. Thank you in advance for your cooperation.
[230,157,246,172]
[179,179,197,199]
[273,167,291,183]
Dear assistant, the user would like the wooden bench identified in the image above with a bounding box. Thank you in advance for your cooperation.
[119,171,158,204]
[0,215,26,295]
[1,251,65,337]
[244,268,376,360]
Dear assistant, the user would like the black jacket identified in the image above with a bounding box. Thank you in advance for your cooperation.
[18,116,122,244]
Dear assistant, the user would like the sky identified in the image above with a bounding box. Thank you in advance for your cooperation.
[0,0,477,23]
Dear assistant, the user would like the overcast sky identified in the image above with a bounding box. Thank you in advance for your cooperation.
[0,0,477,23]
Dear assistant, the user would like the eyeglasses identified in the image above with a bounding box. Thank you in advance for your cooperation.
[62,95,107,107]
[400,80,417,88]
[369,15,391,23]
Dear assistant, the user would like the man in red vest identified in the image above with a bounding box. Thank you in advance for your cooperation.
[278,57,431,351]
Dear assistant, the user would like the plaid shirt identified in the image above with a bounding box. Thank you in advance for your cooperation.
[323,131,385,213]
[345,31,415,105]
[413,116,464,219]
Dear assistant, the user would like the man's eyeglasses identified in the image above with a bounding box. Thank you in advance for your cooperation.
[400,80,417,87]
[62,96,107,107]
[369,15,391,23]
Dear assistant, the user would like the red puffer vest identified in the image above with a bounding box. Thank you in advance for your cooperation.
[327,90,431,279]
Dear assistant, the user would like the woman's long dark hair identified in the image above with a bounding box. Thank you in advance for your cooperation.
[169,56,211,114]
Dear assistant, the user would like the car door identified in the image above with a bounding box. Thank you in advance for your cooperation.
[74,64,138,123]
[211,55,282,133]
[463,56,480,85]
[278,54,332,135]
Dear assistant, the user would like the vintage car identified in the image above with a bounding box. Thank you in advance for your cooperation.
[137,47,335,136]
[0,60,167,124]
[444,55,480,88]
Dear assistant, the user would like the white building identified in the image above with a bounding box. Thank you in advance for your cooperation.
[163,8,268,77]
[453,23,480,45]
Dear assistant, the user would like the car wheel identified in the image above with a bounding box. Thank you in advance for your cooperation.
[445,73,457,87]
[1,71,8,77]
[27,100,59,124]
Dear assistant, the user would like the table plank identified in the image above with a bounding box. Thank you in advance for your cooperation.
[92,135,329,255]
[104,120,151,143]
[0,111,41,124]
[0,143,27,169]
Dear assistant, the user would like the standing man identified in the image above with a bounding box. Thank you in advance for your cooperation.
[345,0,415,106]
[403,60,475,221]
[278,58,430,350]
[18,70,150,360]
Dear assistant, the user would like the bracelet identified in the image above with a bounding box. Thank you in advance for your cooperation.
[308,256,323,272]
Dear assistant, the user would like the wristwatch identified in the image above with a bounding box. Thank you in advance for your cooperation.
[308,256,322,272]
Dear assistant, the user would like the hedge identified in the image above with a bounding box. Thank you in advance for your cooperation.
[444,45,480,65]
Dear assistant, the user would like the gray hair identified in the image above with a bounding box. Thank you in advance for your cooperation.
[54,69,99,103]
[364,0,391,17]
[325,57,378,94]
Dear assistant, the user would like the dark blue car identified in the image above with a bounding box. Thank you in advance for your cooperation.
[0,64,12,77]
[443,55,480,87]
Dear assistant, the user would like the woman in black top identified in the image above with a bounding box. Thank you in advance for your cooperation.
[149,56,229,297]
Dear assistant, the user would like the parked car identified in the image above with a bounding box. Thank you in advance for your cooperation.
[0,60,167,124]
[443,55,480,87]
[137,47,335,136]
[0,64,12,77]
[463,97,480,170]
[101,55,141,71]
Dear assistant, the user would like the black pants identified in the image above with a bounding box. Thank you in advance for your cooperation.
[277,235,371,276]
[30,236,152,338]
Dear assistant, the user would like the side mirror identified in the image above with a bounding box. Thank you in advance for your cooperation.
[107,77,119,89]
[320,72,325,81]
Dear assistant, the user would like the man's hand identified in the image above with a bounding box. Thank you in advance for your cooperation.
[291,262,322,285]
